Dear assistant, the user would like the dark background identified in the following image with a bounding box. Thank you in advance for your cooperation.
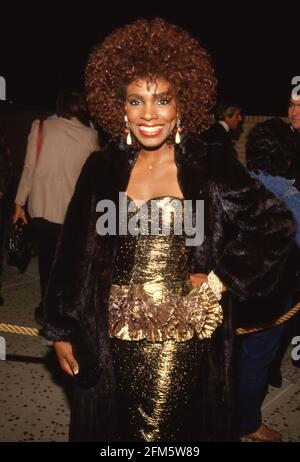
[0,2,299,115]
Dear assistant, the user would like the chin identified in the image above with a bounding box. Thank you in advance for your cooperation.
[135,135,168,149]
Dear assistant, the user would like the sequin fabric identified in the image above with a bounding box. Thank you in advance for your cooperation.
[109,196,223,341]
[110,337,208,442]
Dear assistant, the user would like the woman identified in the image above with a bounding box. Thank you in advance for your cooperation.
[12,90,99,322]
[42,19,295,442]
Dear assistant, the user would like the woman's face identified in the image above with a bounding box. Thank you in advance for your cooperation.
[125,78,177,148]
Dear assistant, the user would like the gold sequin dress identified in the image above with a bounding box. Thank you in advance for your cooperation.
[109,196,223,441]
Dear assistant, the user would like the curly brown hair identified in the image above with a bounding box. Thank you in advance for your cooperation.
[85,17,217,140]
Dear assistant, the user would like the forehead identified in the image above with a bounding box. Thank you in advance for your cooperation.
[126,78,172,95]
[290,96,300,105]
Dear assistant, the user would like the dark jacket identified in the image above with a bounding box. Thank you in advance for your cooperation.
[42,135,295,441]
[201,122,233,147]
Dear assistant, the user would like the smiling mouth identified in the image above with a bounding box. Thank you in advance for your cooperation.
[138,125,164,137]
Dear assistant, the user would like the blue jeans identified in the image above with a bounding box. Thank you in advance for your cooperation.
[238,324,284,435]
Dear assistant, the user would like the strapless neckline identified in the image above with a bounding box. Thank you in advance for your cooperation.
[125,193,184,207]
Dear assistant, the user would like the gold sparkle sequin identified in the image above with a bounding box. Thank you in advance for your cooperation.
[111,337,207,442]
[109,196,223,341]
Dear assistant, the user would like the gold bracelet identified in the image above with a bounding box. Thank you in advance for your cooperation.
[207,271,223,300]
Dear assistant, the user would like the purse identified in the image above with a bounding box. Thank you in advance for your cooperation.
[6,120,44,273]
[7,220,31,273]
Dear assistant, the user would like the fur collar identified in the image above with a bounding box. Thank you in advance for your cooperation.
[90,134,224,202]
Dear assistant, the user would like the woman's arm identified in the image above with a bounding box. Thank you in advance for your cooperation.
[54,341,79,377]
[14,120,40,209]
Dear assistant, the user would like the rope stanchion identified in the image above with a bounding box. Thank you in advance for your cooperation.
[0,323,39,337]
[235,300,300,336]
[1,301,300,338]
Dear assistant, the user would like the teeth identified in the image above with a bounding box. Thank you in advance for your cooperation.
[140,125,163,133]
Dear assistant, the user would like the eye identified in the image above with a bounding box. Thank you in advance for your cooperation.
[157,98,171,105]
[128,99,142,106]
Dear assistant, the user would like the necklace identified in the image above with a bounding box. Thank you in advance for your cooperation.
[139,156,171,170]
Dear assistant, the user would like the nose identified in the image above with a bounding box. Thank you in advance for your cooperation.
[141,102,158,121]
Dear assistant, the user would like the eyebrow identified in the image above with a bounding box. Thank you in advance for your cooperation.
[126,92,172,99]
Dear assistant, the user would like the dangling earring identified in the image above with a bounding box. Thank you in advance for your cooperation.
[127,131,132,146]
[175,115,181,144]
[124,115,132,145]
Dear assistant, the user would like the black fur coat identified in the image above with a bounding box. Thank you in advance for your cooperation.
[42,135,295,441]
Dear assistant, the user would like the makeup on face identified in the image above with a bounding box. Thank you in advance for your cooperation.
[125,78,177,148]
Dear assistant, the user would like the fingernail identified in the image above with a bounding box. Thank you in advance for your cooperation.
[73,368,79,375]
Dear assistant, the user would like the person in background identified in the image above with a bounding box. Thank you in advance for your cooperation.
[12,90,99,322]
[267,96,300,379]
[201,100,243,148]
[287,94,300,189]
[238,117,300,442]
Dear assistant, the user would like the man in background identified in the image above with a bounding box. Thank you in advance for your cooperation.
[287,94,300,188]
[201,100,243,149]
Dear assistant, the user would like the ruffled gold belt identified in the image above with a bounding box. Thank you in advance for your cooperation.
[108,282,223,342]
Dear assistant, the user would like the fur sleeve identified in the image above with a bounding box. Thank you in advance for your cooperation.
[213,150,296,300]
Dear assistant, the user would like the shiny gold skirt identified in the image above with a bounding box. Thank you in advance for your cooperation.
[110,337,207,442]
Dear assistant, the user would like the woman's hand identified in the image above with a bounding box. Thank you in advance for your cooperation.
[190,272,228,292]
[54,341,79,377]
[12,204,28,224]
[221,284,227,293]
[189,273,208,288]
